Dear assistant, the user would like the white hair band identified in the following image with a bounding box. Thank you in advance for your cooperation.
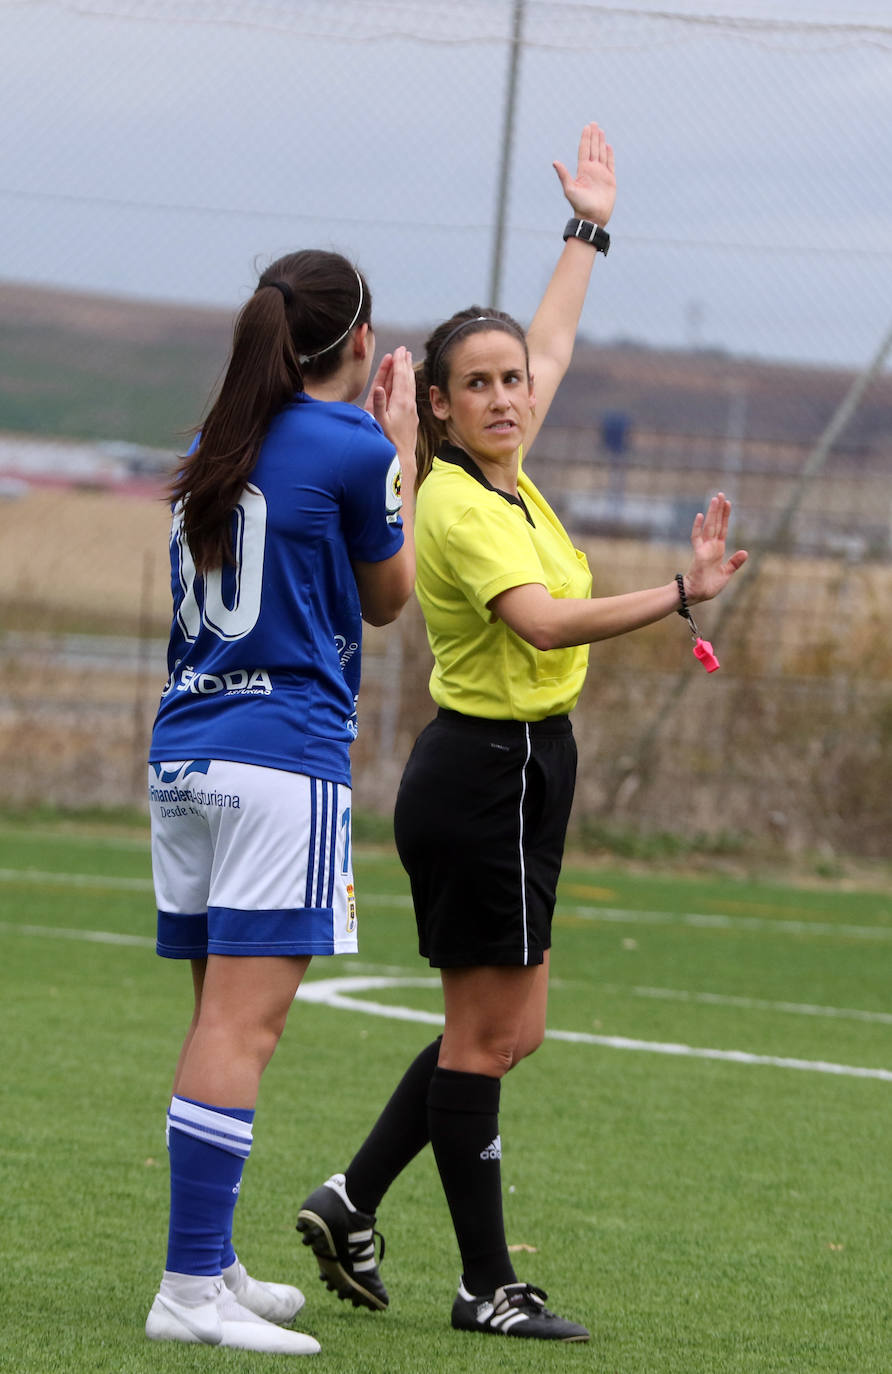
[298,271,365,365]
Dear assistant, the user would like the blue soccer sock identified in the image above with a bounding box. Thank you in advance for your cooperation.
[165,1095,255,1278]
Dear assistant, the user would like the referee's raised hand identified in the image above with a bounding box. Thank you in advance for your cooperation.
[552,120,616,227]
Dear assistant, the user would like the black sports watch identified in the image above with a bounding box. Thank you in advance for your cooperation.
[563,217,610,255]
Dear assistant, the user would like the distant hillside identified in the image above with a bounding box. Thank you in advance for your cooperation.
[2,281,890,453]
[0,282,233,450]
[551,339,892,454]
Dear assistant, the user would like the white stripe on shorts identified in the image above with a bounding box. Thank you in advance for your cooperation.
[518,723,531,965]
[306,778,340,909]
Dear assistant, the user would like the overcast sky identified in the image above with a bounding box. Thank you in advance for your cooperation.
[2,0,891,368]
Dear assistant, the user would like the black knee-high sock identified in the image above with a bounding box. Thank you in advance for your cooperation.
[343,1037,442,1215]
[427,1066,517,1296]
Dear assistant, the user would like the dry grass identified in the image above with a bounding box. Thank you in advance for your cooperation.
[3,486,892,857]
[2,485,172,632]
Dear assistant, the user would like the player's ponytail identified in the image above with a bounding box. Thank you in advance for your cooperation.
[414,307,530,489]
[172,250,371,573]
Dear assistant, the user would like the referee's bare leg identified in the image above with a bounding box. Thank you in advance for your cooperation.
[428,957,548,1291]
[438,953,550,1077]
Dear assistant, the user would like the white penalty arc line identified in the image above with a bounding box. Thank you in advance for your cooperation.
[296,976,892,1084]
[0,919,889,1082]
[2,918,887,1031]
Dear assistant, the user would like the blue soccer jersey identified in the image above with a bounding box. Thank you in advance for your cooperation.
[149,394,403,787]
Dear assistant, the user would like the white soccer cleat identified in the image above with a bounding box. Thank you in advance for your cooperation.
[146,1277,320,1355]
[223,1258,306,1324]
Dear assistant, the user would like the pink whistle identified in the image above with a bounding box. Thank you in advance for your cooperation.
[693,638,720,673]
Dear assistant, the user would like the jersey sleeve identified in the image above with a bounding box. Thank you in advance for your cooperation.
[339,415,405,563]
[443,499,547,622]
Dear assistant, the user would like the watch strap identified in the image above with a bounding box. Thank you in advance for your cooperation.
[563,217,610,255]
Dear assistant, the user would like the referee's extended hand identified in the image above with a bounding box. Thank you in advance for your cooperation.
[552,121,616,228]
[684,493,748,604]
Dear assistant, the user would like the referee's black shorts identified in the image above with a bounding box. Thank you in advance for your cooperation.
[393,708,577,968]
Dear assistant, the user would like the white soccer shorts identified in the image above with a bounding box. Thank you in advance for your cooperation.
[148,759,358,959]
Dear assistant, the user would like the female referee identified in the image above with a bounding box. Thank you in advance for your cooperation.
[145,249,417,1355]
[295,125,747,1343]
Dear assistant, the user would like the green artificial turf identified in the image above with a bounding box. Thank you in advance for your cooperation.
[0,817,890,1371]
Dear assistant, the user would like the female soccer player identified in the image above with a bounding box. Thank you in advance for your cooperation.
[296,125,747,1343]
[145,249,417,1354]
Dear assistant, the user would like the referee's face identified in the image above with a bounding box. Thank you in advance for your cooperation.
[431,332,534,467]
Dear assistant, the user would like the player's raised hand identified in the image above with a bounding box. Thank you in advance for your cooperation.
[364,350,394,417]
[552,121,616,227]
[684,493,748,603]
[366,346,418,467]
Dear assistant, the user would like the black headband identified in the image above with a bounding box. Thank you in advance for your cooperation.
[261,279,294,307]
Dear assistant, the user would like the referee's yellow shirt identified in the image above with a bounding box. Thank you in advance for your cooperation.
[415,452,592,720]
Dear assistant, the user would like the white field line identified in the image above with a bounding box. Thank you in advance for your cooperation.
[2,872,889,943]
[0,867,154,892]
[632,985,892,1026]
[558,902,892,942]
[0,825,149,851]
[0,920,154,947]
[360,892,892,941]
[2,916,885,1029]
[296,975,892,1084]
[2,893,890,1082]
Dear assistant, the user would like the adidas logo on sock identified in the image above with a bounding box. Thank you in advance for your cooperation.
[480,1135,502,1161]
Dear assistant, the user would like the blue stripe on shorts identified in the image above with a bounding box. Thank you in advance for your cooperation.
[208,904,337,956]
[156,910,208,959]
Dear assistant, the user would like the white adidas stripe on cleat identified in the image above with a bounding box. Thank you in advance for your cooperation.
[451,1280,590,1342]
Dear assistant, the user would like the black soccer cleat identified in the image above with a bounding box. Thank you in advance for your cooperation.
[296,1173,389,1310]
[451,1280,590,1341]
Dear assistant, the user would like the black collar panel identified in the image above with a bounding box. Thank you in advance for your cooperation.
[437,442,534,526]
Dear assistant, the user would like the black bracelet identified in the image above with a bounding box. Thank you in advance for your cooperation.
[675,572,689,619]
[675,572,702,643]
